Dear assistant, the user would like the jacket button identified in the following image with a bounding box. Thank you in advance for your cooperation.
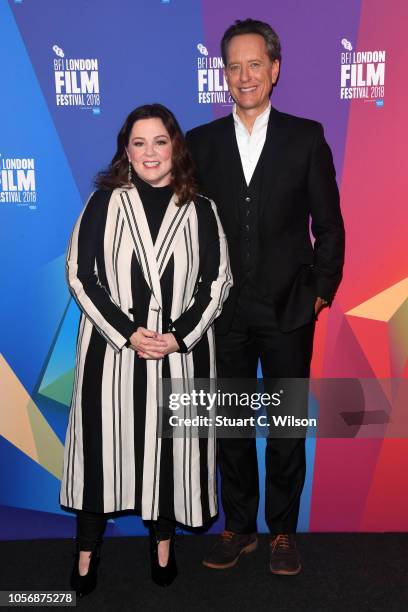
[245,196,251,202]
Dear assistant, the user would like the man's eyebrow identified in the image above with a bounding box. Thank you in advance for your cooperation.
[228,58,262,64]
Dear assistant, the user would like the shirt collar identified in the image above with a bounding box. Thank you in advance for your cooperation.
[233,102,271,134]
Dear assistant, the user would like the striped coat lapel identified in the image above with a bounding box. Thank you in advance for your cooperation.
[118,187,163,309]
[155,198,193,277]
[119,186,194,287]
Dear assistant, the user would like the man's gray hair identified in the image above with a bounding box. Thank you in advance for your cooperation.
[221,18,281,66]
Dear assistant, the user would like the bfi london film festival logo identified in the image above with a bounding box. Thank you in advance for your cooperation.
[340,38,385,106]
[52,45,101,113]
[196,43,233,106]
[0,155,37,208]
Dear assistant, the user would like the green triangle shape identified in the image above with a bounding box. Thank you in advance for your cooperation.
[40,369,74,407]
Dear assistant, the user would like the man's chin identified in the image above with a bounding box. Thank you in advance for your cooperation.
[236,100,263,111]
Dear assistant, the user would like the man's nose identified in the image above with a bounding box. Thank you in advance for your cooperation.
[240,66,250,82]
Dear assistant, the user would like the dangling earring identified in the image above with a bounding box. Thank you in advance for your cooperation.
[128,160,132,183]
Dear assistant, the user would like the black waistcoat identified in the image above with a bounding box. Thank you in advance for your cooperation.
[236,146,265,288]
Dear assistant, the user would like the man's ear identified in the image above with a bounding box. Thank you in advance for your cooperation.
[272,59,280,85]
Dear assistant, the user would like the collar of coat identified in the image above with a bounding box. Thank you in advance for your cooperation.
[117,185,193,310]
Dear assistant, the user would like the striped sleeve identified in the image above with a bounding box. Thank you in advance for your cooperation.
[66,191,136,352]
[170,197,233,353]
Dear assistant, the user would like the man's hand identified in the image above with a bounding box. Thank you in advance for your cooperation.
[129,327,167,359]
[135,331,180,360]
[314,297,328,317]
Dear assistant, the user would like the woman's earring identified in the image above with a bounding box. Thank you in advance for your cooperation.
[128,161,132,182]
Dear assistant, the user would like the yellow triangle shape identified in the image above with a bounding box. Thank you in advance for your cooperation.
[346,278,408,322]
[0,354,64,480]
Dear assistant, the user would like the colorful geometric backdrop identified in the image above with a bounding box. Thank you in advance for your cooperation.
[1,0,407,539]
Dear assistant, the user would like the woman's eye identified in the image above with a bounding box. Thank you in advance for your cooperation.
[133,141,144,147]
[156,140,168,146]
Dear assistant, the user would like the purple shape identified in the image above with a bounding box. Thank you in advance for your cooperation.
[0,505,76,540]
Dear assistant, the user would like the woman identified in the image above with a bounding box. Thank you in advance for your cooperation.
[59,103,232,595]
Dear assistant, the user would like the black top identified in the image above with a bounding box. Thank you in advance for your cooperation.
[236,149,264,287]
[131,169,173,244]
[128,169,186,351]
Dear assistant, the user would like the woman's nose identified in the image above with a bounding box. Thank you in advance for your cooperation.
[145,143,156,156]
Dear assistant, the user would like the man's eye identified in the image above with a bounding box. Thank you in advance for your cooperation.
[229,65,240,72]
[250,63,260,69]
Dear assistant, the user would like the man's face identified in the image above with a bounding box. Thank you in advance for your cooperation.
[224,33,280,113]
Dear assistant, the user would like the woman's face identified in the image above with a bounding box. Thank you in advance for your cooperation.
[126,117,173,187]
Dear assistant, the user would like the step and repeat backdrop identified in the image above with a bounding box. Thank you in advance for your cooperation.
[1,0,407,538]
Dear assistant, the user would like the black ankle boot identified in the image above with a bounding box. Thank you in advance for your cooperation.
[70,542,101,598]
[149,527,177,587]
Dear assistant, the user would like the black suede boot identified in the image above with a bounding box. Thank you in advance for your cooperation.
[149,525,177,587]
[70,541,101,598]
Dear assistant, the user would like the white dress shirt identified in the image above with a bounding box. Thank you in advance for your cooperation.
[233,102,271,186]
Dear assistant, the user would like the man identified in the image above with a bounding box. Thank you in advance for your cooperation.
[186,19,345,575]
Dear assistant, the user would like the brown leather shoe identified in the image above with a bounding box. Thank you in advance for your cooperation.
[203,530,258,569]
[269,534,301,575]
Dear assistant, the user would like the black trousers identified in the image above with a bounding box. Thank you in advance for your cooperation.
[76,511,175,551]
[216,283,315,534]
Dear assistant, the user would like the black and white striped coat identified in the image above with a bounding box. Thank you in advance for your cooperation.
[59,186,232,526]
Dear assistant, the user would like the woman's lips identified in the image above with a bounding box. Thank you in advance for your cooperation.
[143,161,160,168]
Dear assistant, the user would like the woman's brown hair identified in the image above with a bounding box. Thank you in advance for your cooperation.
[95,103,197,205]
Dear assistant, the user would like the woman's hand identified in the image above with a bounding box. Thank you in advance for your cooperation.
[136,332,179,360]
[129,327,167,359]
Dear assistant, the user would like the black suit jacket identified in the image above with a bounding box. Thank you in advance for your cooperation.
[186,106,345,334]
